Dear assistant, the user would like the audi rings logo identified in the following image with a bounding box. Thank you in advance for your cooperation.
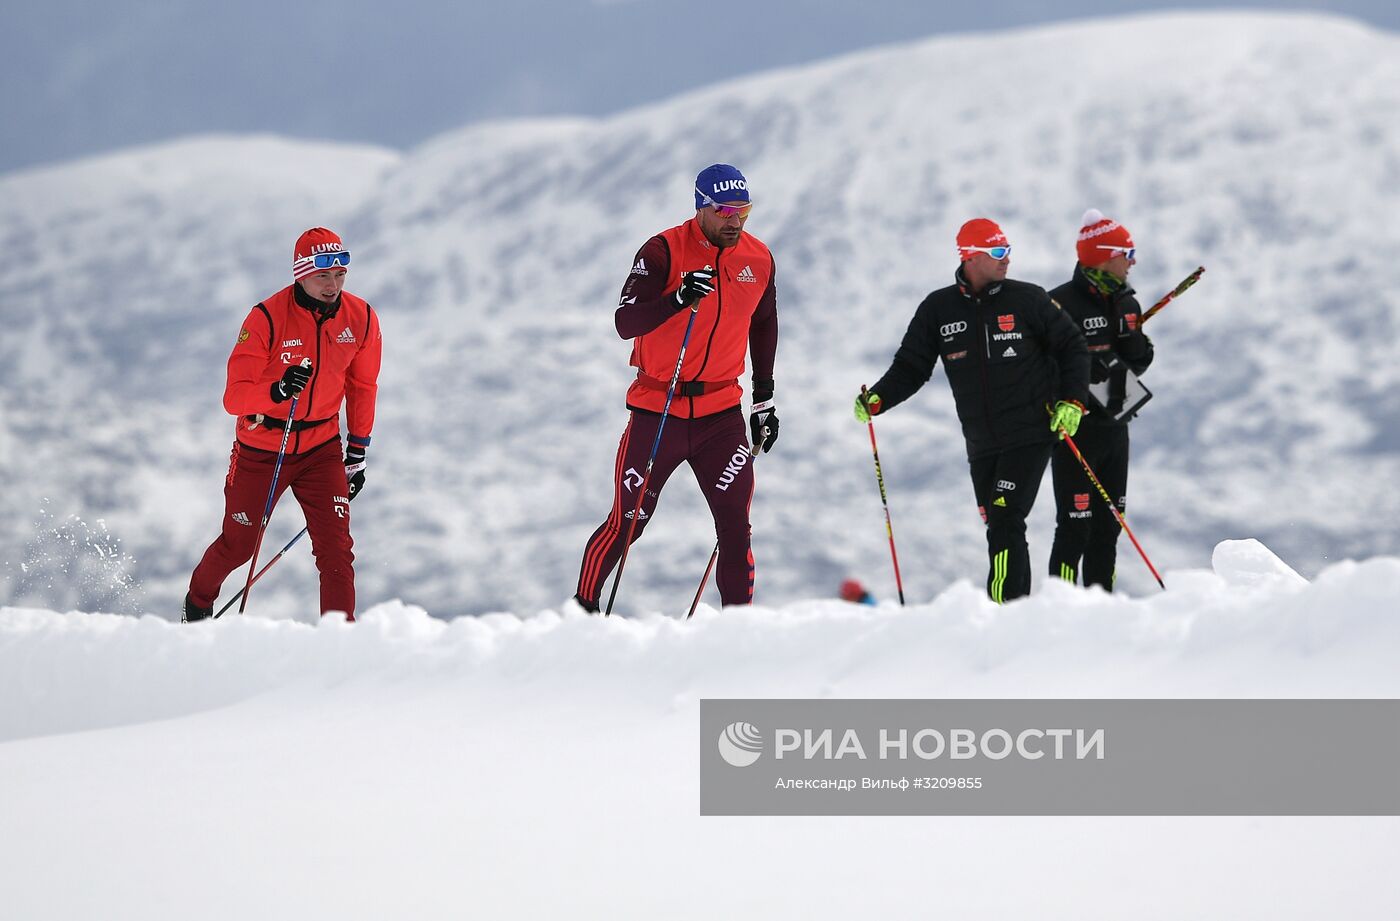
[996,479,1016,491]
[940,321,968,338]
[1083,316,1109,331]
[718,722,764,767]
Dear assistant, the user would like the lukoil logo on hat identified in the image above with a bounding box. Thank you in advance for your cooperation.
[695,164,750,209]
[1076,209,1133,266]
[293,227,350,280]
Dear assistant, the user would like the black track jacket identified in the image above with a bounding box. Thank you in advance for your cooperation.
[1048,265,1154,429]
[871,268,1089,460]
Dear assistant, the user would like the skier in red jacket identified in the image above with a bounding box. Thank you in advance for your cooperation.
[183,227,382,622]
[574,164,779,613]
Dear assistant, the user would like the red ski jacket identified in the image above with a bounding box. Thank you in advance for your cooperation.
[618,218,777,418]
[223,283,382,455]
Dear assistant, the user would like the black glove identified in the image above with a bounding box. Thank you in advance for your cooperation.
[673,268,716,308]
[1090,354,1119,384]
[749,381,779,453]
[271,361,313,403]
[345,445,367,499]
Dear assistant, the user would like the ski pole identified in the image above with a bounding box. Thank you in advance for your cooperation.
[686,446,758,620]
[1059,427,1165,590]
[237,360,309,615]
[686,545,720,621]
[1141,266,1204,324]
[214,526,308,619]
[861,386,905,605]
[604,290,705,616]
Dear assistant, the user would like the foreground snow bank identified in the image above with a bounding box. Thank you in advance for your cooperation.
[2,542,1398,920]
[4,541,1397,744]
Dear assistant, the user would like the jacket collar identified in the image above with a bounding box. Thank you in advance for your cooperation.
[294,281,342,319]
[1071,264,1103,301]
[955,264,1003,303]
[685,216,742,255]
[1073,263,1132,303]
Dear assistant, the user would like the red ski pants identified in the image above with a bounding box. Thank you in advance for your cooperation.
[577,408,756,608]
[189,437,355,617]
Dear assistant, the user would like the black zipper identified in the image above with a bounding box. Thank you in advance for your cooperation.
[687,247,727,417]
[296,312,327,454]
[976,298,995,444]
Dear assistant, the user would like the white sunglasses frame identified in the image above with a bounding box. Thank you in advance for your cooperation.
[960,244,1012,260]
[695,187,753,216]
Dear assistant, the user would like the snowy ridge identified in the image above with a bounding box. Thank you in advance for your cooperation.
[3,12,1400,619]
[3,541,1396,744]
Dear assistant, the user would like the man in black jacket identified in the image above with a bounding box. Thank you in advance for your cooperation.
[1047,210,1154,591]
[855,218,1089,603]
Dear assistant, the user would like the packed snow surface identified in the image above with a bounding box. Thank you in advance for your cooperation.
[2,541,1397,918]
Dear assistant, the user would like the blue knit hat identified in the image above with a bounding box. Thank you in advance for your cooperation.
[694,164,750,209]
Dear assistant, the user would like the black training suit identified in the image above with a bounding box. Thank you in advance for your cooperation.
[1047,265,1154,590]
[870,267,1089,602]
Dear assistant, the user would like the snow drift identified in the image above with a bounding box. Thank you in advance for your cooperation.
[2,541,1398,918]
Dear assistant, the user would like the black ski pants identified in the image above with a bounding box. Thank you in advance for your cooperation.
[968,441,1051,604]
[1048,423,1129,591]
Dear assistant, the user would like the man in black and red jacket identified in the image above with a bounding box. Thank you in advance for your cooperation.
[1047,209,1154,591]
[855,218,1088,603]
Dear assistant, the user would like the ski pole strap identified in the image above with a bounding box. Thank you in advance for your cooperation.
[635,373,737,397]
[245,414,337,433]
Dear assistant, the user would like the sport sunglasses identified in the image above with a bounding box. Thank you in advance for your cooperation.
[1096,245,1136,260]
[695,187,754,219]
[295,251,352,270]
[962,244,1012,260]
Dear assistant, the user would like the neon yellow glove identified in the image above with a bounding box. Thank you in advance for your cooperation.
[854,391,882,423]
[1050,400,1084,439]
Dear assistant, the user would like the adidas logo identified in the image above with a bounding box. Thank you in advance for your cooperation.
[337,327,356,344]
[736,265,757,283]
[631,258,649,276]
[1002,346,1017,358]
[231,512,252,526]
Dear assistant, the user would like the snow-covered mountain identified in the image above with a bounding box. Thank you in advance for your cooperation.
[3,11,1400,618]
[2,541,1398,918]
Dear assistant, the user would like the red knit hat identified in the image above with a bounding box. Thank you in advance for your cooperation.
[292,227,349,280]
[956,218,1009,262]
[1076,209,1134,266]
